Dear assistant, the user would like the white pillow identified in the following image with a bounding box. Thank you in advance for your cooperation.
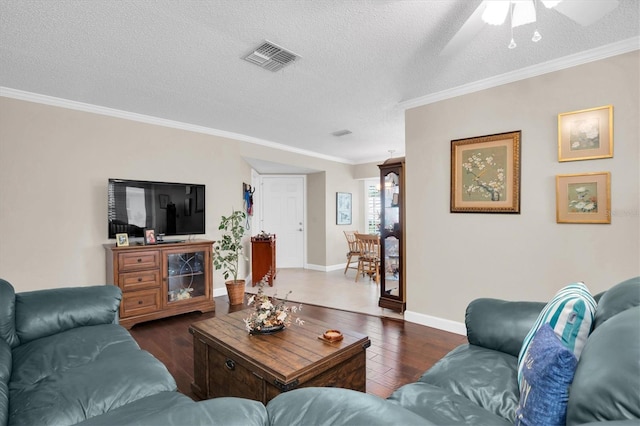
[517,282,597,387]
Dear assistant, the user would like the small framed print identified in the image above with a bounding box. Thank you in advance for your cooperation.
[115,233,129,247]
[144,228,157,244]
[556,172,611,224]
[336,192,352,225]
[558,105,613,162]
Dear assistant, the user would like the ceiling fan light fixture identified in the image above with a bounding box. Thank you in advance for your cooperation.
[482,1,510,25]
[541,0,562,8]
[512,0,537,27]
[532,29,542,42]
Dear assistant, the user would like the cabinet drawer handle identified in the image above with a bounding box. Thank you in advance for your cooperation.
[137,258,142,263]
[225,359,235,370]
[137,277,142,282]
[138,300,143,305]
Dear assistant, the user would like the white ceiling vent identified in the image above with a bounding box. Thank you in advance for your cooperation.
[243,40,300,72]
[331,129,352,137]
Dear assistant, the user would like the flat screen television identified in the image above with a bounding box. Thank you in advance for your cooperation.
[108,179,205,239]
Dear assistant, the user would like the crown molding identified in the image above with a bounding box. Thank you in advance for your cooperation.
[399,37,640,110]
[0,87,353,165]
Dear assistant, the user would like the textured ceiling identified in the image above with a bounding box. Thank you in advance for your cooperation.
[1,0,638,165]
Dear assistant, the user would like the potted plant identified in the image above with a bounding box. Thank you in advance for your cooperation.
[213,209,247,305]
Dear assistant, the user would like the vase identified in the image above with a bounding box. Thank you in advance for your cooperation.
[225,280,246,305]
[249,324,285,335]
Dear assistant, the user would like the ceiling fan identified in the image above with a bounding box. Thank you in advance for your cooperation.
[441,0,620,56]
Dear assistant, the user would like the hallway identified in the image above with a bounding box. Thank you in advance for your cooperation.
[245,268,404,320]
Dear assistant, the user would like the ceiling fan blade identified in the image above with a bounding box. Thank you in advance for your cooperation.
[440,1,489,57]
[553,0,620,26]
[512,0,537,27]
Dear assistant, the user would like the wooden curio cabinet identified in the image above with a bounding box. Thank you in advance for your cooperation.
[378,157,406,313]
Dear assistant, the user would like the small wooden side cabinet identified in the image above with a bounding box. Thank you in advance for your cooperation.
[105,239,215,329]
[251,234,276,286]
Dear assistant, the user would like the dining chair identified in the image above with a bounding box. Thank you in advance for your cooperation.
[343,230,361,275]
[355,233,380,284]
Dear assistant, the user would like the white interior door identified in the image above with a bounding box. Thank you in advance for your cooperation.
[260,176,305,268]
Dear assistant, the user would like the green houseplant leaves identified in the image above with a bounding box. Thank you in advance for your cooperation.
[212,210,247,283]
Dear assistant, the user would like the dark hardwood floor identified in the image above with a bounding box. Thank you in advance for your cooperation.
[129,296,467,400]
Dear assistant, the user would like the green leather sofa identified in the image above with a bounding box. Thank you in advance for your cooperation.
[266,276,640,425]
[2,276,638,425]
[0,278,267,426]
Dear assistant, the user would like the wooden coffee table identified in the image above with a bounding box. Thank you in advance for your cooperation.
[189,309,370,404]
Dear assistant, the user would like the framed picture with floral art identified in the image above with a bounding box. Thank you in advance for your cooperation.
[556,172,610,224]
[558,105,613,162]
[451,130,521,213]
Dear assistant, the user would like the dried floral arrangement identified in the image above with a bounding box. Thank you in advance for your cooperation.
[244,276,304,334]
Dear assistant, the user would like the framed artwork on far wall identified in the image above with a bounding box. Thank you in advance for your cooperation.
[336,192,352,225]
[558,105,613,162]
[450,130,521,214]
[556,172,611,224]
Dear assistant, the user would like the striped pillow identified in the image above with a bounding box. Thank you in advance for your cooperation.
[517,282,597,387]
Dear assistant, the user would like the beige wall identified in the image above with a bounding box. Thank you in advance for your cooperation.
[2,52,637,330]
[405,51,640,327]
[353,161,379,180]
[0,97,362,291]
[306,172,326,266]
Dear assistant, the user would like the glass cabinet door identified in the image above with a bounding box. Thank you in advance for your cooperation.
[383,235,400,294]
[167,250,206,303]
[383,171,400,232]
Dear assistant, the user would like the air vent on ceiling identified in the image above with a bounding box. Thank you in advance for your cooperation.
[243,40,300,72]
[331,129,352,137]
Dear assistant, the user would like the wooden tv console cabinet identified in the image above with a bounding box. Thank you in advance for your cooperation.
[105,240,215,329]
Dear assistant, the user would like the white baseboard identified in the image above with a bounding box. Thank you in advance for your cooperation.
[304,263,344,272]
[404,310,467,336]
[213,274,467,337]
[213,287,228,298]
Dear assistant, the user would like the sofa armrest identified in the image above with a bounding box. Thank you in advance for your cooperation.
[267,387,435,425]
[466,298,545,357]
[134,398,269,426]
[15,285,122,344]
[76,393,269,426]
[0,339,10,426]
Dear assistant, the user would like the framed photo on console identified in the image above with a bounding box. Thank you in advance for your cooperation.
[144,228,157,245]
[115,233,129,247]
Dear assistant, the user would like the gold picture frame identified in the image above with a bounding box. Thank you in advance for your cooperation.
[556,172,611,224]
[451,131,521,213]
[115,233,129,247]
[558,105,613,162]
